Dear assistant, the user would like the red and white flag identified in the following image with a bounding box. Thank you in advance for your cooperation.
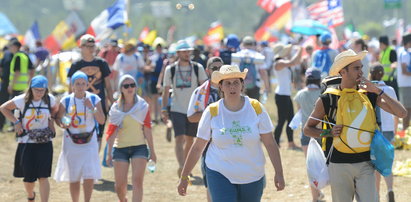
[307,0,344,28]
[257,0,290,13]
[139,26,150,41]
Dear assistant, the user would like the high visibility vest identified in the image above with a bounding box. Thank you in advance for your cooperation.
[9,52,29,91]
[379,46,394,81]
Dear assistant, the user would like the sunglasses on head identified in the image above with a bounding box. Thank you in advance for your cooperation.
[122,83,136,89]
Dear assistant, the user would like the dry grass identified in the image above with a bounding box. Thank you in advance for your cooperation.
[0,93,410,202]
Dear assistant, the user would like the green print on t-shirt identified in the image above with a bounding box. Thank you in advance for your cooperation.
[220,121,251,146]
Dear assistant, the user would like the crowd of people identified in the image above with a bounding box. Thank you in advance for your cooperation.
[0,30,410,202]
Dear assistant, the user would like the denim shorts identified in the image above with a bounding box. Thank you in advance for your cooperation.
[113,145,149,163]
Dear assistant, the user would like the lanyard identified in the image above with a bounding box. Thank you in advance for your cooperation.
[73,97,86,123]
[30,100,43,122]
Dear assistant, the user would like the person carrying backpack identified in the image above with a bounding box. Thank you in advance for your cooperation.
[304,49,406,202]
[311,32,338,77]
[0,75,58,202]
[161,40,208,177]
[177,65,285,202]
[231,36,270,100]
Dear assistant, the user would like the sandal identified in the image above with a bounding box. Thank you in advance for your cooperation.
[27,192,35,201]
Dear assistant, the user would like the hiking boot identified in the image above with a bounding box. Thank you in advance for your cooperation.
[387,191,395,202]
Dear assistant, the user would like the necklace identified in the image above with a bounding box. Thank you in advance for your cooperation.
[31,100,43,122]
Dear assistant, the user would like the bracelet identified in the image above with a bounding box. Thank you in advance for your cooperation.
[378,89,384,96]
[320,129,332,137]
[14,120,21,125]
[91,107,98,114]
[180,176,191,185]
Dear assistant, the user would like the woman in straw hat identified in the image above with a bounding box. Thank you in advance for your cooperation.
[272,44,303,149]
[177,65,285,202]
[0,75,57,202]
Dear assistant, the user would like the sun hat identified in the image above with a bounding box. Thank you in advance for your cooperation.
[80,34,95,46]
[320,32,332,43]
[175,40,193,51]
[118,74,137,91]
[305,68,321,80]
[211,65,248,84]
[30,75,48,88]
[329,49,368,76]
[273,43,292,59]
[71,71,88,84]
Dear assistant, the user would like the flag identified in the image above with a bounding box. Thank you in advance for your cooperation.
[86,0,127,41]
[139,26,150,41]
[142,30,157,45]
[166,25,176,44]
[0,12,18,35]
[254,2,292,41]
[257,0,290,13]
[328,26,339,49]
[203,21,224,46]
[307,0,344,28]
[43,11,86,54]
[23,21,41,50]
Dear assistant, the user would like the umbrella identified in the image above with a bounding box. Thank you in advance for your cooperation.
[291,19,330,36]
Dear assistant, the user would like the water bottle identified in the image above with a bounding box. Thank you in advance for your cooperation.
[147,159,156,173]
[261,92,268,104]
[61,115,72,127]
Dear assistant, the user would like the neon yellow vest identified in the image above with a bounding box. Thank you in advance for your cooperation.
[324,88,377,154]
[379,46,394,81]
[9,52,29,91]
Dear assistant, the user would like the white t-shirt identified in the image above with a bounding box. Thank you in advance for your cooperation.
[12,94,57,143]
[164,61,207,114]
[397,50,411,87]
[377,81,397,131]
[231,49,266,88]
[197,97,274,184]
[274,64,292,96]
[113,52,145,80]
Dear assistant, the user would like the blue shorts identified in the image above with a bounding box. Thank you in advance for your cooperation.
[300,130,321,146]
[205,165,265,202]
[113,145,149,163]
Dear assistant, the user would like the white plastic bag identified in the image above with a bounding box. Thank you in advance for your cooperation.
[289,110,302,130]
[306,138,329,190]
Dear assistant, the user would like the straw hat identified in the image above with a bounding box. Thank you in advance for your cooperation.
[211,65,248,84]
[329,49,367,76]
[273,43,292,58]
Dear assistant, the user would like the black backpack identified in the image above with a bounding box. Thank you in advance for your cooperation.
[169,61,200,86]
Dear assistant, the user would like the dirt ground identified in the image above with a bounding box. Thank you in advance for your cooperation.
[0,93,410,202]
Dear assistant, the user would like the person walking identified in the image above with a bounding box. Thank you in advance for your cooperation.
[0,75,57,202]
[304,49,406,202]
[177,65,285,202]
[161,40,207,177]
[105,75,157,202]
[54,71,105,202]
[311,32,338,77]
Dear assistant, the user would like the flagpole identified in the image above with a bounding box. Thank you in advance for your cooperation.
[124,0,130,41]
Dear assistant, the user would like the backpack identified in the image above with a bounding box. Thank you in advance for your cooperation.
[64,94,99,135]
[170,61,200,86]
[239,57,258,89]
[120,53,139,63]
[313,49,332,75]
[209,98,262,117]
[17,95,52,137]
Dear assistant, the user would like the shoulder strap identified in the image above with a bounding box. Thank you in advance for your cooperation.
[249,98,262,115]
[133,53,139,61]
[19,101,31,122]
[209,102,219,117]
[65,96,70,114]
[170,63,177,84]
[46,95,51,114]
[193,62,200,86]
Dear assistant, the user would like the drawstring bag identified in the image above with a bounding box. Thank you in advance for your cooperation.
[371,129,395,176]
[306,138,329,190]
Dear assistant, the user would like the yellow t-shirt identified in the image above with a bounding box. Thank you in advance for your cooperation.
[114,115,145,148]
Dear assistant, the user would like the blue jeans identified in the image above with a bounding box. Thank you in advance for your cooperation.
[205,165,265,202]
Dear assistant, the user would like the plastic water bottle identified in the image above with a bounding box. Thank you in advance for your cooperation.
[147,159,156,173]
[61,115,72,127]
[261,92,268,104]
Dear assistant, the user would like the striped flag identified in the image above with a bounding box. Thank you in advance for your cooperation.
[307,0,344,28]
[203,21,224,46]
[23,21,41,50]
[254,1,292,41]
[257,0,290,13]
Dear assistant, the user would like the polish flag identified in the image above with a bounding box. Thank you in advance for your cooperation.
[86,0,127,41]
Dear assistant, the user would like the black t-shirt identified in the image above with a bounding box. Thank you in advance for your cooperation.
[67,57,111,109]
[389,49,397,63]
[0,51,13,83]
[320,90,378,163]
[12,52,34,72]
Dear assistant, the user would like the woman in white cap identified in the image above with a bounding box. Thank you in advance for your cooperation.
[105,75,156,202]
[0,75,57,202]
[177,65,285,202]
[54,71,105,202]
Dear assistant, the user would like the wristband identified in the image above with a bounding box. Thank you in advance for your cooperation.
[378,89,384,96]
[180,176,191,185]
[14,120,21,125]
[320,129,332,137]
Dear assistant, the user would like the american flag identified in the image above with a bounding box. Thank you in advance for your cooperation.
[307,0,344,27]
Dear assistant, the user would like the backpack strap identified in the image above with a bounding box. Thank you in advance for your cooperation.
[65,96,71,114]
[170,61,200,86]
[209,98,262,118]
[90,94,99,134]
[209,102,219,117]
[170,62,177,84]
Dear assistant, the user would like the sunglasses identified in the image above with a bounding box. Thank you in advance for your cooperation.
[210,66,221,71]
[82,44,95,48]
[122,83,136,89]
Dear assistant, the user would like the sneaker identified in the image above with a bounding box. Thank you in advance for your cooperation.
[387,191,395,202]
[7,126,15,133]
